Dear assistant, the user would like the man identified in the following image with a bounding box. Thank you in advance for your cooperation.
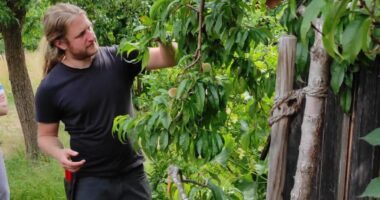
[0,82,10,200]
[35,3,176,200]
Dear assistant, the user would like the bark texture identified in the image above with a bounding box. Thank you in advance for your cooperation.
[290,19,329,200]
[1,1,39,159]
[266,35,297,200]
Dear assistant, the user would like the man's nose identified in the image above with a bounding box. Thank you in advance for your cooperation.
[87,30,96,42]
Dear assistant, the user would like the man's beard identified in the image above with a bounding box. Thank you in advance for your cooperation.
[72,44,98,60]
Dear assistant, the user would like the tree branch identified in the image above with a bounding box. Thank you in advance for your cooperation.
[182,179,208,188]
[168,165,189,200]
[186,4,198,12]
[184,0,205,71]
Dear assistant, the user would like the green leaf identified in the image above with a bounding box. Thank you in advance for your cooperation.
[149,133,159,150]
[161,0,179,21]
[196,137,203,158]
[142,50,150,68]
[300,0,325,44]
[118,40,139,56]
[361,128,380,146]
[209,85,220,109]
[361,17,371,52]
[296,42,309,75]
[176,79,189,99]
[211,134,219,157]
[177,54,192,68]
[344,72,353,88]
[239,30,249,48]
[149,0,167,19]
[215,133,224,152]
[233,175,255,200]
[182,107,191,124]
[340,88,352,113]
[195,83,205,114]
[207,180,227,200]
[179,131,190,152]
[214,15,223,34]
[159,111,171,129]
[147,113,159,131]
[330,60,347,94]
[133,25,148,32]
[289,0,297,18]
[360,178,380,198]
[240,132,251,151]
[342,18,370,63]
[139,15,153,26]
[212,135,233,166]
[202,133,210,160]
[159,131,169,150]
[322,0,350,59]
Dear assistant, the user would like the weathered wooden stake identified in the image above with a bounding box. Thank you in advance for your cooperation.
[266,35,297,200]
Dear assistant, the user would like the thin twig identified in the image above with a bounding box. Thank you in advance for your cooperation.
[184,0,205,71]
[184,51,201,70]
[359,0,375,19]
[310,23,323,36]
[186,4,198,12]
[182,179,208,188]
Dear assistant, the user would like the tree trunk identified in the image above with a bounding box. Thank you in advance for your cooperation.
[290,19,329,199]
[1,23,39,160]
[266,35,297,200]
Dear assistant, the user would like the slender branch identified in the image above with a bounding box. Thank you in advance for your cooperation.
[168,165,189,200]
[186,4,198,12]
[310,23,323,36]
[184,52,201,70]
[184,0,205,71]
[196,0,205,61]
[182,179,208,188]
[359,0,375,18]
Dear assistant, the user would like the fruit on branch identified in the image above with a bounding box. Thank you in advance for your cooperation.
[168,87,177,98]
[201,63,211,73]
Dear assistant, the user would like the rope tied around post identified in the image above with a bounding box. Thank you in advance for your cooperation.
[269,85,328,126]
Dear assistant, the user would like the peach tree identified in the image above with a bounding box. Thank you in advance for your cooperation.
[113,0,280,199]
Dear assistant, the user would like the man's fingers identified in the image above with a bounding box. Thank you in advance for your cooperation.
[62,159,85,172]
[65,149,79,157]
[65,159,86,167]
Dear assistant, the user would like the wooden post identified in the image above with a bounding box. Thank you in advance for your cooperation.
[266,35,297,200]
[290,19,329,200]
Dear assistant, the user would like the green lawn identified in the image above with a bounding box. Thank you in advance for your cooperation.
[1,48,69,199]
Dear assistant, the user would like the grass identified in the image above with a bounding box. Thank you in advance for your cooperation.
[0,40,68,199]
[6,151,66,200]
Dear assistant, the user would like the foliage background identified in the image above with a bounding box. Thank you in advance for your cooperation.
[1,0,286,199]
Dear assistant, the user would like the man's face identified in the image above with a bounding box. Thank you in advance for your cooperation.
[63,14,98,60]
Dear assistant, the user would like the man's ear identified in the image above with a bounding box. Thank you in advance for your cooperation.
[54,39,67,51]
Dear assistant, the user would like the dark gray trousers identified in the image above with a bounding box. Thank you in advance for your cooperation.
[73,165,151,200]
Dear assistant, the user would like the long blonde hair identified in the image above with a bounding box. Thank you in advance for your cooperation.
[42,3,86,76]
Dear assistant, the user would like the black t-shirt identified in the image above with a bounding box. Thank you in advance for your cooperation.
[35,46,143,177]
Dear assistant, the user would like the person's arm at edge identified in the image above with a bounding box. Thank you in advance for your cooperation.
[146,41,177,70]
[38,123,85,172]
[0,91,8,116]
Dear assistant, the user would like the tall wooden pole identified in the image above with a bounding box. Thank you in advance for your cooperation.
[266,35,297,200]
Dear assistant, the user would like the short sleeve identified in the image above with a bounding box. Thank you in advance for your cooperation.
[35,84,60,123]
